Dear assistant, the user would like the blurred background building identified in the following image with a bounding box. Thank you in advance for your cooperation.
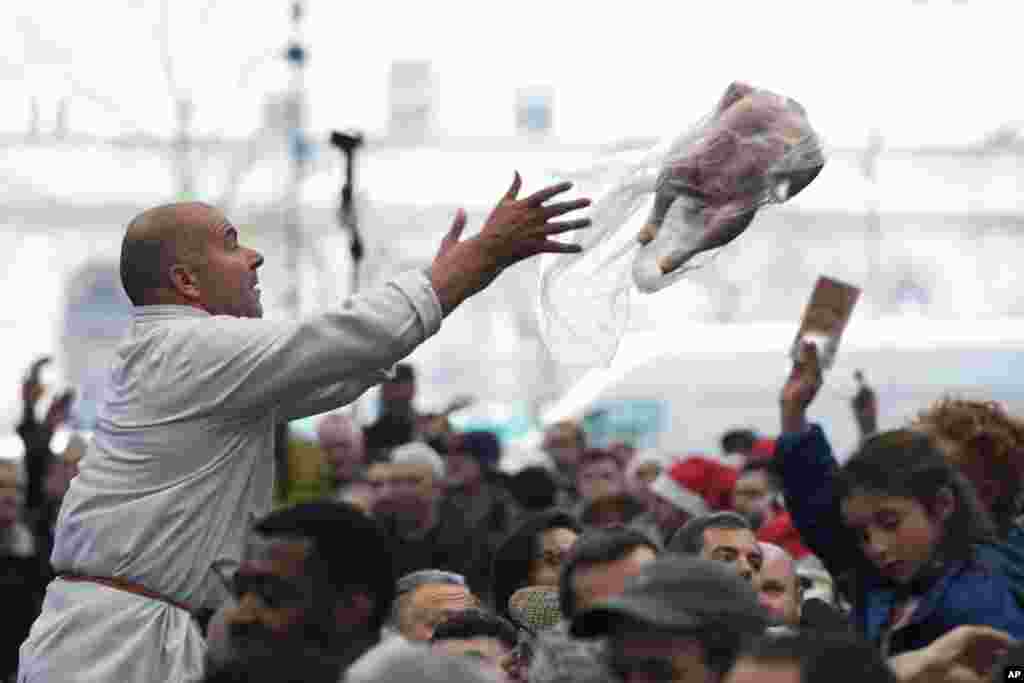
[2,0,1022,467]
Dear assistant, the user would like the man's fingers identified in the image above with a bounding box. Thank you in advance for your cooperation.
[537,240,583,255]
[444,208,467,247]
[540,198,592,220]
[505,171,522,200]
[544,218,592,236]
[523,181,574,207]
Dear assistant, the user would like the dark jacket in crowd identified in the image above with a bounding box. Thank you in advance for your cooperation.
[363,414,416,464]
[377,510,489,598]
[1,525,49,681]
[777,425,1024,656]
[16,411,58,575]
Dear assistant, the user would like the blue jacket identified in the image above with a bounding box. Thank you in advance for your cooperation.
[776,424,1024,655]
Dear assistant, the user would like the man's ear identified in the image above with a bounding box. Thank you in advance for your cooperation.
[169,263,201,301]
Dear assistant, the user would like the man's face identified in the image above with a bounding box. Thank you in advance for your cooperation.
[217,537,326,663]
[577,458,625,503]
[758,552,801,626]
[724,659,801,683]
[731,471,775,529]
[610,630,716,683]
[371,463,437,519]
[701,527,763,591]
[528,526,580,586]
[195,208,264,319]
[399,582,476,642]
[319,423,365,484]
[433,637,513,680]
[543,423,582,470]
[572,546,658,614]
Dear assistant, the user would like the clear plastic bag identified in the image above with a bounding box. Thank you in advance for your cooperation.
[538,81,826,368]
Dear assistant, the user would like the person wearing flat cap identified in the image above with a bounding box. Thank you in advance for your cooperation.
[571,555,769,683]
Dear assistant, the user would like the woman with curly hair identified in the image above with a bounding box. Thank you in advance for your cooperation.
[913,398,1024,537]
[912,398,1024,599]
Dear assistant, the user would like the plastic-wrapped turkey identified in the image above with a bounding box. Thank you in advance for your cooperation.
[633,81,825,289]
[537,82,825,367]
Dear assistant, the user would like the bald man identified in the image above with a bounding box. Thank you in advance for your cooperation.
[18,176,590,683]
[758,542,802,628]
[317,412,367,493]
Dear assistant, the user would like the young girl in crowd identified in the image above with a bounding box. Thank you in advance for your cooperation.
[776,343,1024,656]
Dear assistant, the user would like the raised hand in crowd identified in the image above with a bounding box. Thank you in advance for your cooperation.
[44,389,75,432]
[779,341,823,434]
[21,356,51,408]
[888,624,1014,683]
[429,173,591,315]
[852,369,878,440]
[20,355,75,431]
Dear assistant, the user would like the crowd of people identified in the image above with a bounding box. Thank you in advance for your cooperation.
[2,179,1024,683]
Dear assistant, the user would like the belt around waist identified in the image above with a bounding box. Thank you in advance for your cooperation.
[57,573,194,613]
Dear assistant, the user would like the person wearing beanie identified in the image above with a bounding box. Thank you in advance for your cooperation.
[391,441,447,481]
[439,431,521,599]
[372,442,489,595]
[633,455,737,545]
[316,412,371,510]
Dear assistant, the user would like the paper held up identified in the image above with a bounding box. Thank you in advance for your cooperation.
[790,275,861,371]
[537,81,827,368]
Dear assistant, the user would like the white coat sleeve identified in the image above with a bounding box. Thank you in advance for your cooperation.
[176,271,442,418]
[279,370,391,421]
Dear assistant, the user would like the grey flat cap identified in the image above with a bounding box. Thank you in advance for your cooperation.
[571,555,768,638]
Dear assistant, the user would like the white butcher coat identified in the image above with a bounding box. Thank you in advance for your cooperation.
[18,270,442,682]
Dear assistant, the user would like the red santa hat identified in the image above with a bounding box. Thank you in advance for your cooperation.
[650,455,739,516]
[750,437,777,460]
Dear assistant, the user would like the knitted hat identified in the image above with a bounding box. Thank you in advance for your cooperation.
[750,437,777,460]
[508,586,563,634]
[390,441,446,480]
[449,431,502,469]
[649,456,733,517]
[654,456,740,513]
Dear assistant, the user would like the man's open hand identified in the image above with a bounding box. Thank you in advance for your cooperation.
[477,172,591,267]
[430,173,591,315]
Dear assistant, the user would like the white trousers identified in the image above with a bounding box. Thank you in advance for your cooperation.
[18,580,205,683]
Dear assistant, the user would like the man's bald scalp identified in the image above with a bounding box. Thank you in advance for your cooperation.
[120,202,213,306]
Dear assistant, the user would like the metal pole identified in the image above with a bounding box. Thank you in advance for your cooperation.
[329,130,365,295]
[283,1,308,318]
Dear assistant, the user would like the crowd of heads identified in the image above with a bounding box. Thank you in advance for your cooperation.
[7,349,1024,683]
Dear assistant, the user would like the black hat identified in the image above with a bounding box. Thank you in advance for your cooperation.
[571,555,768,638]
